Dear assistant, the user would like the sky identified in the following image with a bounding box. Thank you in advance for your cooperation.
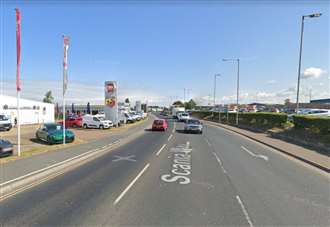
[1,0,329,106]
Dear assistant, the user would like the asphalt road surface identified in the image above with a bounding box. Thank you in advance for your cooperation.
[1,114,329,226]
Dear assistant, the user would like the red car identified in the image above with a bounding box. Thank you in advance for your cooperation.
[59,116,82,128]
[152,119,168,131]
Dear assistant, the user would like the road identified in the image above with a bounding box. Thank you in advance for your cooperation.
[1,115,329,226]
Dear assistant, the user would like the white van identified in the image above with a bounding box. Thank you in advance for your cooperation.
[0,114,12,131]
[82,114,113,129]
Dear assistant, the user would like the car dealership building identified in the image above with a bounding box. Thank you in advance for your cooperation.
[0,95,54,125]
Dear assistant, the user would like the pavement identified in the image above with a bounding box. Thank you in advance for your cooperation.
[205,120,330,172]
[0,114,329,226]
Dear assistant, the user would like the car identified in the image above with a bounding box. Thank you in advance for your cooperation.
[82,114,113,129]
[124,113,136,123]
[59,115,82,128]
[0,139,13,157]
[178,112,190,122]
[0,114,12,131]
[152,119,168,131]
[184,119,203,134]
[36,123,75,144]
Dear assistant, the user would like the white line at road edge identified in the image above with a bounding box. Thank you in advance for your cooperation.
[236,195,254,227]
[113,163,150,205]
[168,134,173,141]
[241,146,269,161]
[156,144,167,156]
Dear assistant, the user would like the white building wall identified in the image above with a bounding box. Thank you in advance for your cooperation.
[0,95,54,125]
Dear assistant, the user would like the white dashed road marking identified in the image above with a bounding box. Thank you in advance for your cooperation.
[168,134,173,141]
[205,138,212,147]
[212,152,227,174]
[236,195,254,227]
[156,144,167,156]
[241,146,269,161]
[114,163,150,205]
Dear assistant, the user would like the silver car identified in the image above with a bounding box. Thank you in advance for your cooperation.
[184,119,203,134]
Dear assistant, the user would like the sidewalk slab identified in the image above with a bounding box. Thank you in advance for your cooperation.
[205,121,330,173]
[0,118,152,184]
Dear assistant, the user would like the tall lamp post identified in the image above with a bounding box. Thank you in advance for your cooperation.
[296,13,322,114]
[222,58,240,125]
[213,74,221,120]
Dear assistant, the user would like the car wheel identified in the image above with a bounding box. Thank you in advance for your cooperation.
[83,124,88,129]
[47,136,53,145]
[99,125,104,130]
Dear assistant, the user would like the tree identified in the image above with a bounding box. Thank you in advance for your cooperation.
[185,99,197,109]
[43,90,54,104]
[125,98,130,104]
[172,100,184,107]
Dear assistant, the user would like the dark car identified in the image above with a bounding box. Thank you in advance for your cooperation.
[36,123,75,144]
[0,139,14,157]
[184,119,203,134]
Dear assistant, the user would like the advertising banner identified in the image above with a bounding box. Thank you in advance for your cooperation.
[104,81,118,126]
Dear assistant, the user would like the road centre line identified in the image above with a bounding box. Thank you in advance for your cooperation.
[113,163,150,205]
[205,138,212,147]
[212,152,227,174]
[156,144,167,156]
[236,195,254,227]
[241,146,269,161]
[168,134,173,141]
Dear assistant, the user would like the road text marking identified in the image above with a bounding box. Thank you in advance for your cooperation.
[241,146,269,161]
[161,142,192,185]
[114,163,150,205]
[168,134,173,141]
[236,195,254,227]
[156,144,167,156]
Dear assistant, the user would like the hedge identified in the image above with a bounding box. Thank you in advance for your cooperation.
[292,115,330,135]
[191,111,288,128]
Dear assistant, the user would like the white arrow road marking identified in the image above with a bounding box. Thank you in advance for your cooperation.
[114,163,150,205]
[241,146,269,161]
[156,144,167,156]
[112,155,137,162]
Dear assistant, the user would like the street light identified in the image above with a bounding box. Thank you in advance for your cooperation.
[213,74,221,120]
[222,58,240,125]
[296,13,322,114]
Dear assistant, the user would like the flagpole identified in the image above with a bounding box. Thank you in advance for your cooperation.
[17,90,20,156]
[63,92,65,145]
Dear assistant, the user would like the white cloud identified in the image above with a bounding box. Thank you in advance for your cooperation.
[266,80,277,85]
[302,67,326,79]
[0,80,169,106]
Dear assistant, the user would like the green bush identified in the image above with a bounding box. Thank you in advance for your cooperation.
[293,115,330,135]
[191,111,288,128]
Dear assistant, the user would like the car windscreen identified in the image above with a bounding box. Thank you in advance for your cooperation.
[0,115,9,121]
[154,120,164,125]
[187,120,200,125]
[46,124,63,131]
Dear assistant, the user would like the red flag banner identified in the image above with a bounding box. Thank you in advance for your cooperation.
[15,8,21,91]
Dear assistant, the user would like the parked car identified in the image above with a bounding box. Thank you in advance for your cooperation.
[0,114,12,131]
[124,113,136,123]
[59,116,82,128]
[0,139,13,157]
[178,112,190,122]
[130,112,141,121]
[82,114,113,129]
[184,119,203,134]
[36,123,75,144]
[152,119,168,131]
